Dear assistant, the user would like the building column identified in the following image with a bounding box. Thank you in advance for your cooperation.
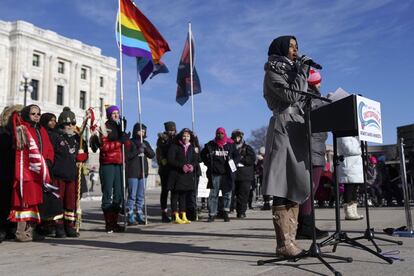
[43,54,53,103]
[70,62,79,108]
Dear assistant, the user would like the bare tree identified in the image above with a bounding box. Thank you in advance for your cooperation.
[246,126,267,152]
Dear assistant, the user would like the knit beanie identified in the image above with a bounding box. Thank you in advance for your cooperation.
[106,105,120,119]
[308,69,322,86]
[58,107,76,125]
[231,129,244,140]
[164,121,176,131]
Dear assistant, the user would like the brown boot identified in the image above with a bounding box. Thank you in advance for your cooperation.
[15,221,33,242]
[288,204,300,246]
[272,205,303,257]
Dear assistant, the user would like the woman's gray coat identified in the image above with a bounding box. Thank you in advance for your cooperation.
[262,55,311,204]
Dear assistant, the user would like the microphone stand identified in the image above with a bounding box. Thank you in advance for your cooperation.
[348,141,403,248]
[318,137,394,264]
[257,87,352,276]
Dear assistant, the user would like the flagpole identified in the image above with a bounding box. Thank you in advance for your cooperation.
[118,0,128,229]
[136,67,148,225]
[189,22,195,132]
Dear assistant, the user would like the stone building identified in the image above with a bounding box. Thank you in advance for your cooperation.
[0,20,117,122]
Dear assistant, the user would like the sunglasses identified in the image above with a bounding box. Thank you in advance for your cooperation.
[30,112,41,116]
[63,122,76,126]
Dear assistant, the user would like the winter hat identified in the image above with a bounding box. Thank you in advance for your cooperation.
[369,156,377,165]
[308,69,322,86]
[58,107,76,125]
[106,105,120,119]
[231,129,244,140]
[132,123,147,139]
[40,113,56,129]
[164,121,176,131]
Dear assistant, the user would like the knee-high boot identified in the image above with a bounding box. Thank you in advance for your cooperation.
[272,205,303,257]
[103,210,113,233]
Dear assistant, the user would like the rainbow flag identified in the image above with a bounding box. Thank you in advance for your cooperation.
[116,0,170,63]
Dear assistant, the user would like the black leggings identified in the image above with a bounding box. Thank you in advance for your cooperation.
[343,184,360,203]
[160,174,169,210]
[171,191,187,213]
[272,196,294,206]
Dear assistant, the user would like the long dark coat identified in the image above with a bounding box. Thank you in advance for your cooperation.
[167,143,199,191]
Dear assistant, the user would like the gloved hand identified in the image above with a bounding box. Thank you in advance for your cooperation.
[138,145,145,154]
[76,152,88,162]
[120,132,130,143]
[122,116,127,130]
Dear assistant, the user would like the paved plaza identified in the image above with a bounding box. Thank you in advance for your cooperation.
[1,189,413,276]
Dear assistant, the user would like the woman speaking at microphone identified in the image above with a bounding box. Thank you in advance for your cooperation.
[262,36,311,257]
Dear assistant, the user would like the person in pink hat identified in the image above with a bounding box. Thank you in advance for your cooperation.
[296,69,329,240]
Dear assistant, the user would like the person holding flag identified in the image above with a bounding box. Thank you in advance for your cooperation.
[126,123,155,225]
[47,107,88,238]
[90,105,129,233]
[9,104,54,242]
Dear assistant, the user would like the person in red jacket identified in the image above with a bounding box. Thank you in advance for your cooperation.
[91,105,128,233]
[9,104,54,242]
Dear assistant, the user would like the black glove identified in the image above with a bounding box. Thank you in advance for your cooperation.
[122,117,127,130]
[120,132,130,143]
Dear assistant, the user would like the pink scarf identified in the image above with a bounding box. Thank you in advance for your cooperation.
[214,127,233,148]
[179,140,191,155]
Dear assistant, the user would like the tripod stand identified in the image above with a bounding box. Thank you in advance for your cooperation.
[349,141,403,249]
[319,136,395,264]
[257,89,352,276]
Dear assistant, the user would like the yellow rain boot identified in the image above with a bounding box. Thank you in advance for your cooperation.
[173,212,185,224]
[181,212,191,224]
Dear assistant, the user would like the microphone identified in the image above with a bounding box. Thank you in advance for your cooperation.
[298,55,322,70]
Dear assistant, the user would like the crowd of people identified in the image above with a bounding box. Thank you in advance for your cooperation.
[0,100,262,242]
[0,36,409,262]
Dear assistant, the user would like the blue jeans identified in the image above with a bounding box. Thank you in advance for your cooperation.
[208,175,232,216]
[127,178,146,215]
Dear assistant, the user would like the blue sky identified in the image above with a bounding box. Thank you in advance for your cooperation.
[1,0,413,147]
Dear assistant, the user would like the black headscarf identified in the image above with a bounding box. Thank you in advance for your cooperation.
[39,113,56,130]
[268,35,297,57]
[20,104,41,125]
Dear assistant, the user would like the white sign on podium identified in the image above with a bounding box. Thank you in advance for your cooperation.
[356,95,383,144]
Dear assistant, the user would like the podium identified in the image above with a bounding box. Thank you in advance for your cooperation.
[311,94,359,137]
[310,93,398,264]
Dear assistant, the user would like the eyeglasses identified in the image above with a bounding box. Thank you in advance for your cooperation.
[30,113,41,116]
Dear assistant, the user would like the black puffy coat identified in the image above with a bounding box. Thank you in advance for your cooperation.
[126,139,155,179]
[167,142,199,191]
[200,141,240,193]
[235,142,256,182]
